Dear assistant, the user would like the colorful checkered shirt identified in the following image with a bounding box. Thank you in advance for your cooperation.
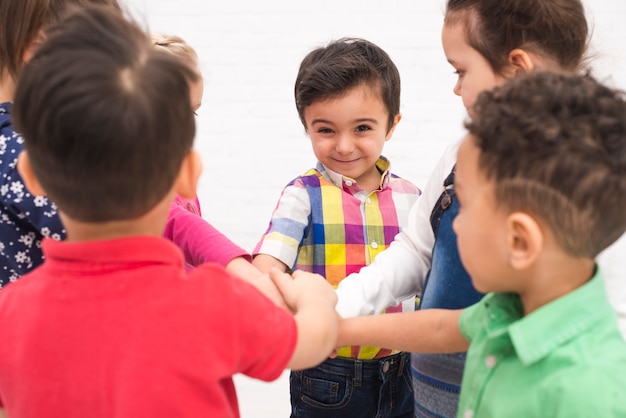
[254,157,420,359]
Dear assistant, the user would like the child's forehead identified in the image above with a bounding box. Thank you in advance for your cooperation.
[312,82,383,105]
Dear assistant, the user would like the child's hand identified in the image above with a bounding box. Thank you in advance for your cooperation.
[253,273,290,310]
[269,268,337,312]
[225,257,288,309]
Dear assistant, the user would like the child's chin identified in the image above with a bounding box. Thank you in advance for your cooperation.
[469,277,490,294]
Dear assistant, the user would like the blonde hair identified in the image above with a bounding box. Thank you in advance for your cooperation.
[150,33,198,68]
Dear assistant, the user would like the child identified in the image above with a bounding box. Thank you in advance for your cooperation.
[332,1,625,416]
[253,38,420,417]
[152,32,247,270]
[150,32,282,303]
[332,71,626,417]
[0,0,121,287]
[0,6,337,417]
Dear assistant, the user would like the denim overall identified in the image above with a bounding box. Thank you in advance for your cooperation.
[412,167,484,418]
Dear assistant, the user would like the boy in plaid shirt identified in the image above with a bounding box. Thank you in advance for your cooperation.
[253,38,420,418]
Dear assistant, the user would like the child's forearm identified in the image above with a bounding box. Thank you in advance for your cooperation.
[226,257,287,308]
[252,254,289,274]
[268,269,339,370]
[338,309,469,353]
[289,297,339,370]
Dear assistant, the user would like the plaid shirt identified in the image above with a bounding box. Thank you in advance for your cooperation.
[254,157,420,359]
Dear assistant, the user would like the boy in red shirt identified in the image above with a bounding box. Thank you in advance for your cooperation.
[0,6,337,418]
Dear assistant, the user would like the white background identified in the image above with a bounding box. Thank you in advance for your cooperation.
[121,1,626,416]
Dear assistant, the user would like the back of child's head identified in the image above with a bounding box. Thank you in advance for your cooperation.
[294,37,400,132]
[0,0,121,80]
[466,71,626,259]
[13,5,199,222]
[444,0,588,75]
[151,33,199,68]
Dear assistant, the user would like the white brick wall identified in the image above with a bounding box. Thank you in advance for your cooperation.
[119,2,626,416]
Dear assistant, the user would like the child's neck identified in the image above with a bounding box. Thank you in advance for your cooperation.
[60,194,173,243]
[0,75,16,103]
[517,252,595,316]
[353,165,382,193]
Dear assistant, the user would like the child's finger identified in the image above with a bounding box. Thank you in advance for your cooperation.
[268,267,293,294]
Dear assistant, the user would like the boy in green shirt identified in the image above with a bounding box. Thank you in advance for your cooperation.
[287,71,626,417]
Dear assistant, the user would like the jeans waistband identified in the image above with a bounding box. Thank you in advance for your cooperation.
[317,352,408,384]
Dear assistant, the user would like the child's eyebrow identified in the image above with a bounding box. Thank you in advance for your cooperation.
[310,118,333,125]
[354,118,379,124]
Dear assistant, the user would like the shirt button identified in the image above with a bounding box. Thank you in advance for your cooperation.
[463,410,474,418]
[371,241,378,249]
[382,361,390,373]
[345,180,353,186]
[366,198,371,204]
[485,355,497,369]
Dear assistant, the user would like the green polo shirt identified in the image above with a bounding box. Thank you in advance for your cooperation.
[458,270,626,418]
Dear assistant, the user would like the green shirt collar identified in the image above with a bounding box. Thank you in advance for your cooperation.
[483,269,610,366]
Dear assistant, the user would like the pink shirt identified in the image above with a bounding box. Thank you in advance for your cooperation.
[165,195,250,269]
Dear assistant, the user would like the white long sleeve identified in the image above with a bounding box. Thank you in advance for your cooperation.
[335,142,459,317]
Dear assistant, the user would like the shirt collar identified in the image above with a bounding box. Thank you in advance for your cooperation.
[42,236,185,273]
[485,269,612,366]
[316,156,391,191]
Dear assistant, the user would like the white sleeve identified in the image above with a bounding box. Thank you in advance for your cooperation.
[335,143,460,317]
[598,231,626,341]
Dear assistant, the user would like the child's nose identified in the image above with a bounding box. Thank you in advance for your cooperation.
[453,79,462,97]
[335,134,354,154]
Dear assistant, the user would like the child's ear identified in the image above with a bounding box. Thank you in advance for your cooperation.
[23,31,45,64]
[506,212,543,270]
[385,113,402,141]
[17,151,46,196]
[505,48,535,78]
[174,150,203,199]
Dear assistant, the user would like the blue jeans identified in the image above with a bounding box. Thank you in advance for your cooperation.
[289,352,414,418]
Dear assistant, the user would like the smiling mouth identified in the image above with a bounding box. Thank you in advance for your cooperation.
[333,157,360,164]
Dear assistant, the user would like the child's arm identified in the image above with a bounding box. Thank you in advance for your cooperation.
[165,203,286,306]
[165,202,249,267]
[269,269,338,370]
[338,308,469,354]
[252,254,289,273]
[225,257,286,308]
[252,178,311,274]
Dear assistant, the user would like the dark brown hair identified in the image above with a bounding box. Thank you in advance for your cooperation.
[445,0,589,75]
[466,72,626,258]
[13,5,198,222]
[0,0,121,80]
[294,37,401,132]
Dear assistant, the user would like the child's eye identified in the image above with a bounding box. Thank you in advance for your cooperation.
[355,125,372,132]
[454,69,465,77]
[317,127,334,134]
